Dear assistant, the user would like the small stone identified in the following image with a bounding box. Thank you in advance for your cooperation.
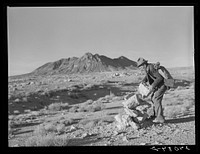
[140,143,146,145]
[113,131,118,136]
[13,110,20,114]
[122,136,129,142]
[13,144,19,147]
[69,125,76,131]
[14,98,20,103]
[81,133,88,138]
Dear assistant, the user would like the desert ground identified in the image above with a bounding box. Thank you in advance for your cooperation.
[8,67,195,146]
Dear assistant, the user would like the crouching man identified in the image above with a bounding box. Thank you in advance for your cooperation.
[137,57,167,123]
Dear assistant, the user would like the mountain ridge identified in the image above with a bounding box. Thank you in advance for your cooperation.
[30,52,137,75]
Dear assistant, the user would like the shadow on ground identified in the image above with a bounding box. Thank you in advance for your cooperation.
[165,116,195,124]
[141,115,195,129]
[14,130,34,135]
[12,122,42,128]
[105,106,123,110]
[174,79,192,88]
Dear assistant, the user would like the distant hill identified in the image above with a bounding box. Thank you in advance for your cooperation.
[30,52,137,75]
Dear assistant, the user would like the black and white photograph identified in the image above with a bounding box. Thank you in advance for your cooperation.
[7,5,195,149]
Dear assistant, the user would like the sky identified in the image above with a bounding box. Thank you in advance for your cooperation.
[7,6,194,76]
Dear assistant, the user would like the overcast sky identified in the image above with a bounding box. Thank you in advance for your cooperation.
[7,6,194,76]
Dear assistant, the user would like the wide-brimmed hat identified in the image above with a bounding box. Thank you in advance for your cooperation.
[137,57,148,67]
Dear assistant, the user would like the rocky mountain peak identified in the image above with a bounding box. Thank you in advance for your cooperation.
[31,52,137,75]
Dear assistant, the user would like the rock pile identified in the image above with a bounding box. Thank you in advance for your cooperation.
[115,83,151,131]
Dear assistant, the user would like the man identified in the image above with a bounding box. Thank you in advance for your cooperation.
[137,57,167,123]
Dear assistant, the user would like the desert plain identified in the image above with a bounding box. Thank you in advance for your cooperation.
[8,66,195,146]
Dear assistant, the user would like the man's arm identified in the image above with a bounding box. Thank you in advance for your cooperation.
[141,75,148,83]
[149,65,163,89]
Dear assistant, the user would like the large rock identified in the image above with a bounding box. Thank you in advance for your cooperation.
[122,94,140,109]
[114,114,130,130]
[138,83,150,97]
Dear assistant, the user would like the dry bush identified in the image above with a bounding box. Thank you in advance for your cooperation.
[111,96,124,101]
[84,99,94,105]
[96,97,109,103]
[79,119,99,128]
[38,109,49,116]
[90,102,106,112]
[44,91,54,97]
[68,106,79,113]
[34,124,48,136]
[60,118,75,126]
[47,102,69,111]
[24,134,70,146]
[77,106,88,112]
[34,122,65,136]
[75,101,105,113]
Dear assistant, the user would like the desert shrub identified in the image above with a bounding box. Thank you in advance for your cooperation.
[84,99,94,105]
[84,105,94,112]
[79,119,99,129]
[76,106,86,112]
[104,93,115,100]
[43,123,57,133]
[92,102,106,112]
[56,124,66,133]
[68,106,79,113]
[34,124,48,136]
[38,109,48,116]
[24,134,70,146]
[91,105,101,112]
[84,120,98,129]
[38,120,68,135]
[96,97,109,103]
[112,96,124,101]
[60,118,75,126]
[44,91,54,97]
[47,102,69,111]
[69,102,105,113]
[81,101,106,112]
[68,91,79,99]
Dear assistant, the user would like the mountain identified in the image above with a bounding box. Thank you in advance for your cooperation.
[31,52,137,75]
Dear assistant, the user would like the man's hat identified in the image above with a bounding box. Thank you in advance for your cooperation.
[137,57,148,67]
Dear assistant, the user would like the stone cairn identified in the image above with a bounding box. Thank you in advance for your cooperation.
[115,83,152,131]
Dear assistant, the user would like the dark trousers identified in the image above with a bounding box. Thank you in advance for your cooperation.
[151,85,167,121]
